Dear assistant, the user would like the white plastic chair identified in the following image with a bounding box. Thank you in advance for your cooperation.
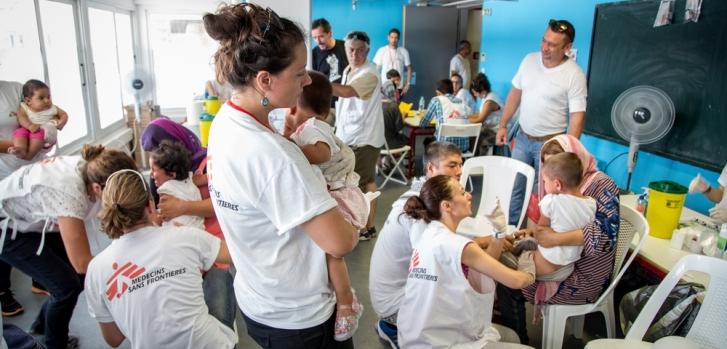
[458,155,535,228]
[378,140,410,189]
[585,254,726,349]
[436,122,482,159]
[541,203,649,349]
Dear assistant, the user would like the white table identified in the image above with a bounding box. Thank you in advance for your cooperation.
[621,195,711,285]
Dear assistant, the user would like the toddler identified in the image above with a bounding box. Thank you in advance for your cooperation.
[9,79,68,160]
[284,71,368,341]
[149,139,205,230]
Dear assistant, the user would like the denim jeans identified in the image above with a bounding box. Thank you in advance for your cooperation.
[0,231,82,349]
[496,283,529,345]
[203,266,236,329]
[243,311,354,349]
[508,130,545,226]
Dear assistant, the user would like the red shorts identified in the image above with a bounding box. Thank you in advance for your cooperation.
[13,127,45,140]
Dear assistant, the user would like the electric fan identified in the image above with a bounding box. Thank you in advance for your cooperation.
[611,85,675,192]
[123,65,155,168]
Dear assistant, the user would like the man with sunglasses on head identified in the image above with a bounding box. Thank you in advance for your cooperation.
[332,31,385,241]
[495,19,587,226]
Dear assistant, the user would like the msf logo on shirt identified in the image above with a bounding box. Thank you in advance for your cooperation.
[409,249,420,272]
[106,262,146,301]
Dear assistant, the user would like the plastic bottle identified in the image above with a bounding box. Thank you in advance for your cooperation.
[636,191,648,215]
[199,112,214,148]
[717,223,727,258]
[418,96,426,111]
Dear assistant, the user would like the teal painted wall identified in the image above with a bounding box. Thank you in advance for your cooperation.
[311,0,409,60]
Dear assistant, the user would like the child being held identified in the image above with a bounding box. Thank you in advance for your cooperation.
[283,71,367,342]
[9,79,68,160]
[531,152,596,277]
[149,139,205,230]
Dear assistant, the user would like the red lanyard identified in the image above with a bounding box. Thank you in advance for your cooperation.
[225,100,276,133]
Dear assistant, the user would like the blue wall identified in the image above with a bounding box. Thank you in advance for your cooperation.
[311,0,409,60]
[480,0,720,215]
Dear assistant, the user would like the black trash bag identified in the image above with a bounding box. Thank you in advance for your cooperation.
[619,282,704,342]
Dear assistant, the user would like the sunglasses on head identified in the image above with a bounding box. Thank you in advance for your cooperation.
[548,19,574,42]
[346,31,370,45]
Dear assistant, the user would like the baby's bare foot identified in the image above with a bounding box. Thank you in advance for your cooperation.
[8,146,27,159]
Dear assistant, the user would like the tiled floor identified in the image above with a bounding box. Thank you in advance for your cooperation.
[4,174,608,348]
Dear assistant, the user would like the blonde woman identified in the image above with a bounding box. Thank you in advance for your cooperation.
[85,170,235,349]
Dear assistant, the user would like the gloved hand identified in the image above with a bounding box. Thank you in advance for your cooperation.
[688,173,710,194]
[709,207,727,224]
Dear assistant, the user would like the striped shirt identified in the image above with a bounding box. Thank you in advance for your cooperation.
[420,94,470,152]
[523,172,620,305]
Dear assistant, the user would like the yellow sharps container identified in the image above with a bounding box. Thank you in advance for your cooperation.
[646,180,687,239]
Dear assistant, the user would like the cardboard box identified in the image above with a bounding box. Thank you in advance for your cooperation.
[124,103,159,168]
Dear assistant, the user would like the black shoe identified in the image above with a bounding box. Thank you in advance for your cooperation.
[0,290,25,317]
[66,336,79,349]
[359,227,377,241]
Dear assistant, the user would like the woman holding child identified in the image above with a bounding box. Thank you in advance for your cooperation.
[203,3,358,348]
[496,134,620,344]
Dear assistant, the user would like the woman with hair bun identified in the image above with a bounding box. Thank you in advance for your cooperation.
[203,3,358,347]
[84,170,235,349]
[398,175,535,349]
[0,144,136,349]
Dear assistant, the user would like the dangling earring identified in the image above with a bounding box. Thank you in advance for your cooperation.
[260,95,270,107]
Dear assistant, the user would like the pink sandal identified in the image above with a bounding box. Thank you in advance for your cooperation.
[334,292,364,341]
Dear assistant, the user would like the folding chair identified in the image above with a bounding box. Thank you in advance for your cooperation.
[435,122,482,160]
[378,140,410,189]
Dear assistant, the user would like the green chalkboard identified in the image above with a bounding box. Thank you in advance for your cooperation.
[585,0,726,172]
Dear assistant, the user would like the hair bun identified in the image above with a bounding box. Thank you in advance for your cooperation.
[81,144,105,161]
[203,4,254,42]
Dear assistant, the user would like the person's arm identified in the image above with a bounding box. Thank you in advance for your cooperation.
[215,239,231,264]
[15,106,39,132]
[301,207,358,258]
[403,65,412,95]
[419,98,438,127]
[55,106,69,130]
[332,83,359,98]
[473,235,513,256]
[57,216,93,274]
[461,242,534,289]
[568,111,586,138]
[158,195,215,220]
[495,87,522,145]
[534,226,584,248]
[468,100,499,124]
[705,185,725,203]
[537,215,551,227]
[98,322,125,348]
[300,141,331,165]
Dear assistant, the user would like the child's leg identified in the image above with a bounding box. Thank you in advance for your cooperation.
[24,138,44,161]
[8,136,28,159]
[327,254,354,309]
[532,249,561,276]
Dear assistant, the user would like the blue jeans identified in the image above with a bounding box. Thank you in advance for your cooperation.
[0,231,82,349]
[243,311,354,348]
[508,130,545,226]
[203,266,236,329]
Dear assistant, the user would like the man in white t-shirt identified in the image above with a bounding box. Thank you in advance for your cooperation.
[449,40,472,90]
[495,19,587,225]
[333,31,385,240]
[373,28,412,96]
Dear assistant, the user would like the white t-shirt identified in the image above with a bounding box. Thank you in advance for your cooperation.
[207,102,338,329]
[398,220,500,349]
[0,156,89,232]
[85,225,235,349]
[369,177,428,318]
[481,91,504,128]
[718,164,727,208]
[449,54,471,89]
[0,81,36,178]
[157,173,205,230]
[373,46,411,86]
[335,61,385,148]
[455,89,476,115]
[538,193,596,266]
[291,118,359,189]
[512,52,587,137]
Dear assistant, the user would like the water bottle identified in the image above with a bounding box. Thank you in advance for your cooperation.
[418,96,426,111]
[717,223,727,258]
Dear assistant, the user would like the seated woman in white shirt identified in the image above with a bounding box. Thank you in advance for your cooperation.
[85,169,236,349]
[468,72,503,155]
[398,175,535,348]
